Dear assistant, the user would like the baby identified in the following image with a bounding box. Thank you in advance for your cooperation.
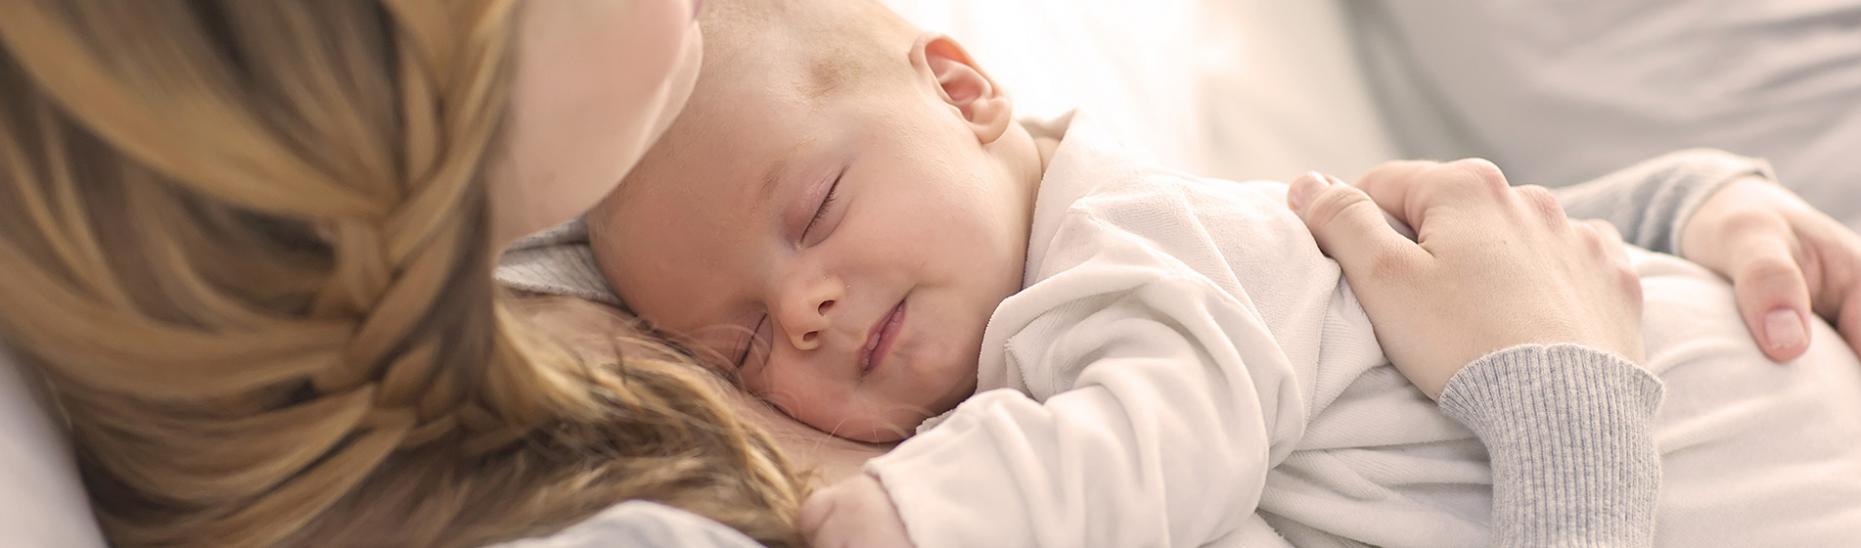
[512,1,1861,546]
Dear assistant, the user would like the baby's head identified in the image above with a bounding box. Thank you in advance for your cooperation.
[590,0,1044,442]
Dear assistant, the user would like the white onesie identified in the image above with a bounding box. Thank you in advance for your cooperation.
[862,112,1861,548]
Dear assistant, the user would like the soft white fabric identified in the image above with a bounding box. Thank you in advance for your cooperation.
[489,501,759,548]
[865,112,1861,547]
[1350,0,1861,229]
[0,347,108,548]
[869,111,1345,547]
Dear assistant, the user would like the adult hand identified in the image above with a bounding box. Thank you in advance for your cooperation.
[1680,176,1861,361]
[799,474,914,548]
[1286,161,1645,399]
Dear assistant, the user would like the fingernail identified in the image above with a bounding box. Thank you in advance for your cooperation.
[1289,171,1326,211]
[1764,309,1806,352]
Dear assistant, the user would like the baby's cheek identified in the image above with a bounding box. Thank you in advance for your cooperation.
[738,363,787,402]
[752,365,842,421]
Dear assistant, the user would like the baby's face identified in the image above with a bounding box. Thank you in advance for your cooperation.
[595,36,1039,442]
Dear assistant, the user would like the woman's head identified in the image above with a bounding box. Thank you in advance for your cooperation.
[0,1,801,546]
[492,0,703,243]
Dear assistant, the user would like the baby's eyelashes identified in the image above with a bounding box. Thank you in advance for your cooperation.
[734,314,769,369]
[736,315,777,371]
[800,170,846,247]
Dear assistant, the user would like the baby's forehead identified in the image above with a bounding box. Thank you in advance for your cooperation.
[603,118,793,260]
[595,172,751,330]
[628,86,833,211]
[610,162,753,239]
[700,1,905,104]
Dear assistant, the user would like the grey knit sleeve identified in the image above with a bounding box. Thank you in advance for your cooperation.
[1551,148,1776,255]
[493,218,623,306]
[1439,344,1665,548]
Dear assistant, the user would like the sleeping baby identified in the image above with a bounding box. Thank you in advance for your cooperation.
[500,0,1861,546]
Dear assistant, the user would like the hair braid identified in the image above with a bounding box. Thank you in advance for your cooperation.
[0,1,808,546]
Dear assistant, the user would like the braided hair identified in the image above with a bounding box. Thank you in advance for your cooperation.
[0,1,806,546]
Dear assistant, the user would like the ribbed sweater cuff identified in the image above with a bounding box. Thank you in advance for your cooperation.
[1439,344,1665,548]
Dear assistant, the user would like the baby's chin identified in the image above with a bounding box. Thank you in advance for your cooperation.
[815,332,984,443]
[820,398,949,444]
[836,423,913,444]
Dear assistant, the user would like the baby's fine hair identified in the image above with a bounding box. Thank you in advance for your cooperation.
[700,0,924,100]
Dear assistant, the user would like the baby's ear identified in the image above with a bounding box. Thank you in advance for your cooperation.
[911,34,1012,145]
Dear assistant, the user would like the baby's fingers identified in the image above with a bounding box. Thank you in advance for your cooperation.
[798,491,840,546]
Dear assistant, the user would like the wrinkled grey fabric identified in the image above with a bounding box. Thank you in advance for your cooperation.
[1352,0,1861,229]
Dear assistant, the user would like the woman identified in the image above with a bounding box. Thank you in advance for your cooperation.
[0,1,807,546]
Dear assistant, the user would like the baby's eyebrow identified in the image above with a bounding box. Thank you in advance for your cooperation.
[754,155,788,206]
[747,134,821,212]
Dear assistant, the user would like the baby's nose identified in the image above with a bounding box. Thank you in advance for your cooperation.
[785,297,835,351]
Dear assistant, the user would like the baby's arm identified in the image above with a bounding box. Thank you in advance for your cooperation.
[856,275,1301,548]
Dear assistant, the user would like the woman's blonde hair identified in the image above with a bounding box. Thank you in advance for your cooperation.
[0,1,806,546]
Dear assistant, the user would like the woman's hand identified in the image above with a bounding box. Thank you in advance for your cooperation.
[799,474,914,548]
[1286,161,1645,399]
[1680,176,1861,361]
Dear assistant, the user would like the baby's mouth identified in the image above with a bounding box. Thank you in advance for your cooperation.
[861,298,908,375]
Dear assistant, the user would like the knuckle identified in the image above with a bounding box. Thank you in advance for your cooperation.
[1741,256,1800,285]
[1305,184,1368,228]
[1618,263,1643,289]
[1449,158,1509,193]
[1515,185,1568,222]
[1586,219,1624,242]
[1576,224,1606,252]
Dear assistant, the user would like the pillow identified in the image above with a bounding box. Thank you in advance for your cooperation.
[1350,1,1861,228]
[0,346,108,547]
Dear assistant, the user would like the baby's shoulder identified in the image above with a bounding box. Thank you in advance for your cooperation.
[1065,169,1292,222]
[1028,167,1334,306]
[1039,169,1313,269]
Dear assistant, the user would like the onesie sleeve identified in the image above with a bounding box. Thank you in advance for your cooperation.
[862,274,1303,548]
[1439,344,1665,548]
[1551,148,1776,255]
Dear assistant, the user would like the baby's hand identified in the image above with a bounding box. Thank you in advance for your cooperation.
[1680,177,1861,361]
[799,474,914,548]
